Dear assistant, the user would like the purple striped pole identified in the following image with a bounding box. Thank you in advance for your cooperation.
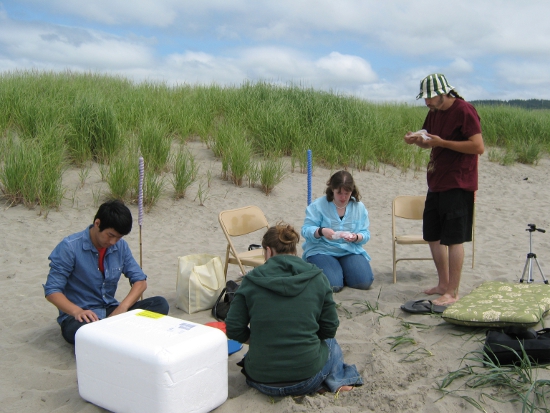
[138,157,144,227]
[307,149,312,205]
[138,157,144,269]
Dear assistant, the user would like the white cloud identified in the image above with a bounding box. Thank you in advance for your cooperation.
[496,61,550,88]
[254,22,293,41]
[215,25,241,41]
[237,47,314,80]
[162,51,244,85]
[0,15,153,70]
[447,58,474,75]
[355,81,413,103]
[2,1,550,100]
[128,48,379,95]
[316,52,377,84]
[43,0,178,26]
[17,1,550,60]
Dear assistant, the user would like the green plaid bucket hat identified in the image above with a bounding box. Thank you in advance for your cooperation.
[416,73,454,99]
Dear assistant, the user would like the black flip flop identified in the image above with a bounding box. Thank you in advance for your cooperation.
[400,299,447,314]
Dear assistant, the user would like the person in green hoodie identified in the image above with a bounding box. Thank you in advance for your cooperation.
[225,222,363,396]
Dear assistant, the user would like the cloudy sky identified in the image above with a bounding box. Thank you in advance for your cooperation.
[1,1,550,103]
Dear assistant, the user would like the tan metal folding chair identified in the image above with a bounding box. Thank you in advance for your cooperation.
[392,193,476,282]
[218,205,269,277]
[392,195,433,283]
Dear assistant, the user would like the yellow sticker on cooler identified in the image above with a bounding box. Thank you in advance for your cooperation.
[136,310,165,319]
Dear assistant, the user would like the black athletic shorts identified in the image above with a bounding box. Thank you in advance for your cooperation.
[423,188,474,245]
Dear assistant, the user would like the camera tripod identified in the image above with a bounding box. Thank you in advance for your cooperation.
[519,224,548,284]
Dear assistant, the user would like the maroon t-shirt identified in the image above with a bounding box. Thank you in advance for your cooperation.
[423,98,482,192]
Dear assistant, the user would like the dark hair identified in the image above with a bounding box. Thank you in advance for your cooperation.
[448,90,464,100]
[261,222,300,255]
[325,170,361,202]
[93,200,133,235]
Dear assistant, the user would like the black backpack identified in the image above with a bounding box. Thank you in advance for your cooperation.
[211,280,240,321]
[484,327,550,365]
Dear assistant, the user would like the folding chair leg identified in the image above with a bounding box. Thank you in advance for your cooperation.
[392,240,397,284]
[223,247,230,278]
[237,262,247,277]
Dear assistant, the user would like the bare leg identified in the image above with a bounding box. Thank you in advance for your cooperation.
[423,241,449,295]
[433,244,464,306]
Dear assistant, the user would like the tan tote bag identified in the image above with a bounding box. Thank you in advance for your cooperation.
[176,254,225,314]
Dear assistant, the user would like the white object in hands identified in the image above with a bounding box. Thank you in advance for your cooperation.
[409,129,431,140]
[331,231,352,240]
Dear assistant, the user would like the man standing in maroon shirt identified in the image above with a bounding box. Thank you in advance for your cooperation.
[404,74,484,306]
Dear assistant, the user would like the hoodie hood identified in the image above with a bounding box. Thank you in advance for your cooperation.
[243,255,325,297]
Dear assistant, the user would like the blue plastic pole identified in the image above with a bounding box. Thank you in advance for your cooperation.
[307,149,312,205]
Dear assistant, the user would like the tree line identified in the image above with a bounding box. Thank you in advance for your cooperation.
[470,99,550,110]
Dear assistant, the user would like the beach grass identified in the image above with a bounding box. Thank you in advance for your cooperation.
[437,343,550,412]
[68,95,120,165]
[138,119,172,173]
[106,144,138,201]
[171,147,198,199]
[107,156,133,201]
[0,127,65,210]
[259,158,286,195]
[1,70,549,210]
[194,180,210,206]
[143,170,165,211]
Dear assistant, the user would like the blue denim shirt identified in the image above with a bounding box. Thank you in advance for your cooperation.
[301,196,371,261]
[43,225,147,325]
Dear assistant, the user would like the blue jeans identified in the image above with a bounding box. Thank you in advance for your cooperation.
[60,296,169,344]
[307,254,374,292]
[246,338,363,396]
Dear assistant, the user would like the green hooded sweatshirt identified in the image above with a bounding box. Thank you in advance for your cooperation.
[225,254,339,383]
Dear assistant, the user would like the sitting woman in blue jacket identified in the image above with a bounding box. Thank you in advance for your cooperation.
[225,222,363,397]
[301,170,374,292]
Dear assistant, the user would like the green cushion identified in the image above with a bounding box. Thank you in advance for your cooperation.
[442,281,550,327]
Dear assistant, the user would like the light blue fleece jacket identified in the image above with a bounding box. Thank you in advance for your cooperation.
[301,196,371,260]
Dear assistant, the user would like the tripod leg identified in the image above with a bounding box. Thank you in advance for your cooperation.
[533,257,549,284]
[520,257,530,283]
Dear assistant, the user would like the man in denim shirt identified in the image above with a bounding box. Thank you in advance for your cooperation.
[44,200,169,344]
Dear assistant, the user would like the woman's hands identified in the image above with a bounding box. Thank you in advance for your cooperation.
[317,228,361,242]
[318,227,336,239]
[343,233,361,243]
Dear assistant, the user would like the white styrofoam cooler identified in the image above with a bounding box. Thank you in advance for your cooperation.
[75,309,228,413]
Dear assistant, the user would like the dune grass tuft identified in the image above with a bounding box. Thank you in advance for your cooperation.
[437,343,550,412]
[259,158,286,195]
[171,148,198,199]
[0,127,65,210]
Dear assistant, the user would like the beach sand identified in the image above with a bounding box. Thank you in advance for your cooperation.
[1,142,549,413]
